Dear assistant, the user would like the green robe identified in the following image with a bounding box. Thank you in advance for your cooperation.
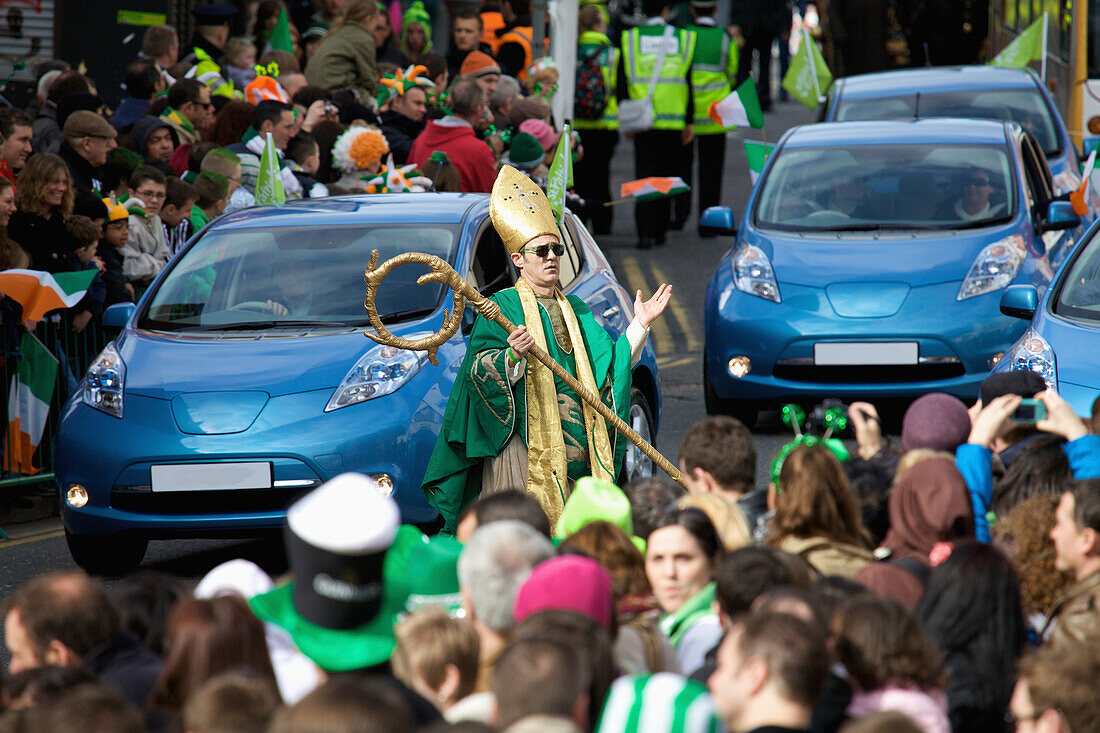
[421,287,633,533]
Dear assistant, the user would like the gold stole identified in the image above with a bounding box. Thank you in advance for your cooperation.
[515,280,616,526]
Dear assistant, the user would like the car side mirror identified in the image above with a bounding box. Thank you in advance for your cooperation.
[1000,284,1038,320]
[103,302,135,329]
[699,206,736,237]
[1039,200,1081,233]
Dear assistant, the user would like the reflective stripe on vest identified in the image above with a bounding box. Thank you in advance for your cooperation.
[690,25,735,132]
[500,26,534,80]
[622,26,695,130]
[574,36,619,130]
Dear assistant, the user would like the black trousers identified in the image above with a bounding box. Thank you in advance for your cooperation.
[634,129,687,242]
[672,130,727,226]
[573,128,619,235]
[738,30,775,108]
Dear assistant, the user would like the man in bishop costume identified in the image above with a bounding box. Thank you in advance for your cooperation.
[422,166,672,533]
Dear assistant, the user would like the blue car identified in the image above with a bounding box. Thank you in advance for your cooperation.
[821,66,1083,195]
[996,216,1100,416]
[56,194,662,574]
[703,119,1082,426]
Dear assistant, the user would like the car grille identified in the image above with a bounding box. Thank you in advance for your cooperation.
[772,363,966,384]
[111,488,300,515]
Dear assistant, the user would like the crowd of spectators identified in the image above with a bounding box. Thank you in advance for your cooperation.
[3,368,1100,733]
[1,0,577,337]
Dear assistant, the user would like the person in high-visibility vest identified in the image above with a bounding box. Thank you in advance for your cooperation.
[496,0,535,80]
[618,0,695,249]
[573,5,620,235]
[682,0,737,236]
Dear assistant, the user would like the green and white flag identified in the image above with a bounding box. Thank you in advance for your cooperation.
[782,29,833,110]
[744,140,776,185]
[547,123,572,225]
[708,78,765,129]
[255,132,286,206]
[3,332,57,475]
[989,14,1046,75]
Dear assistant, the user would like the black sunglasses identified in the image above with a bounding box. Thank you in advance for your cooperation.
[521,243,565,258]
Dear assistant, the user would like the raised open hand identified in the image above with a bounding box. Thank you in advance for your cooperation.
[634,283,673,329]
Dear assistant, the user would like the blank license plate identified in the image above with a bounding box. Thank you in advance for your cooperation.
[814,342,918,366]
[151,463,272,492]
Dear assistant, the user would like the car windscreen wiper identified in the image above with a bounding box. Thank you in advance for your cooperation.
[813,223,943,232]
[179,319,341,331]
[375,306,438,324]
[953,215,1014,230]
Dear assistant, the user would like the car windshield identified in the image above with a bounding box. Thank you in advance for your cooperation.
[140,223,458,331]
[835,88,1061,156]
[1054,235,1100,322]
[754,143,1016,232]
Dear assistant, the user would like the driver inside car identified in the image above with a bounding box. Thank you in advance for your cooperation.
[936,167,1004,222]
[264,251,314,316]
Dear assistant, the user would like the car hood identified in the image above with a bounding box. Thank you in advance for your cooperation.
[117,325,421,399]
[746,226,1013,288]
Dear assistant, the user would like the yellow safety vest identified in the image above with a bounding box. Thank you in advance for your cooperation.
[621,24,696,131]
[574,31,619,131]
[689,22,738,134]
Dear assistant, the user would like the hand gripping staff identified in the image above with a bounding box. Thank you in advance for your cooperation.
[362,250,688,490]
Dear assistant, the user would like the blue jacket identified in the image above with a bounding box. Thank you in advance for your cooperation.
[956,434,1100,542]
[114,97,150,134]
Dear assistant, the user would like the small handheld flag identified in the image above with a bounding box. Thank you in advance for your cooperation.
[266,8,294,54]
[708,78,765,129]
[255,132,286,206]
[603,176,690,206]
[0,269,98,322]
[1070,149,1096,216]
[989,14,1046,72]
[3,332,58,476]
[743,140,775,185]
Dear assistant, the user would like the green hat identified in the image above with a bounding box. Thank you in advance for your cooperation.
[401,1,433,53]
[770,435,850,486]
[556,476,646,553]
[505,132,546,170]
[596,673,721,733]
[383,525,464,617]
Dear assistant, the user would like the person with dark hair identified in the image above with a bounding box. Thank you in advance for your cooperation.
[915,541,1026,732]
[147,594,279,731]
[162,78,214,145]
[1041,478,1100,649]
[101,147,144,199]
[0,107,34,185]
[492,636,590,731]
[125,165,170,292]
[512,609,615,730]
[61,214,107,331]
[957,384,1100,543]
[370,9,410,66]
[992,434,1072,516]
[116,60,165,133]
[447,8,493,81]
[209,100,257,147]
[1,571,163,709]
[3,664,98,709]
[729,0,788,111]
[268,677,415,733]
[224,100,300,196]
[379,74,430,165]
[767,444,874,579]
[110,569,189,656]
[141,24,179,79]
[832,596,949,732]
[182,672,281,733]
[285,132,329,198]
[854,457,974,610]
[708,611,829,733]
[25,682,145,733]
[679,416,765,538]
[408,77,497,193]
[33,70,91,155]
[1011,643,1100,733]
[456,488,553,542]
[160,177,198,255]
[645,507,722,675]
[624,477,686,540]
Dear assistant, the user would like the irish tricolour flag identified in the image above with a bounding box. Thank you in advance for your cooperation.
[3,332,58,475]
[0,269,98,322]
[744,140,776,185]
[708,78,765,129]
[620,176,690,202]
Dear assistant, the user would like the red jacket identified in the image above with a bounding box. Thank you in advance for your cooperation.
[408,119,497,194]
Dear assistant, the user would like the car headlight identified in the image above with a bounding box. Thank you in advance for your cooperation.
[83,342,125,418]
[1007,328,1057,389]
[957,235,1026,301]
[325,340,428,412]
[732,243,781,303]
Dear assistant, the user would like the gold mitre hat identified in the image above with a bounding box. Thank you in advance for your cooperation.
[490,165,559,254]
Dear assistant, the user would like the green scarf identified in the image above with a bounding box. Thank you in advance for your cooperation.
[659,582,716,648]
